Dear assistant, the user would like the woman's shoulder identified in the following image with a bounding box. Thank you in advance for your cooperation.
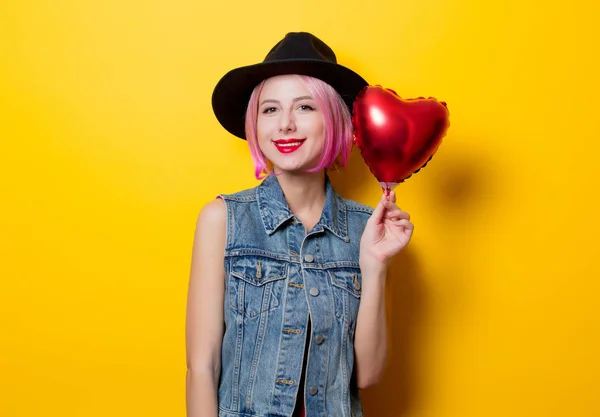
[218,184,259,202]
[198,198,226,225]
[337,197,373,235]
[340,197,374,216]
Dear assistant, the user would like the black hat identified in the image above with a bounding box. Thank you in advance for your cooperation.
[211,32,369,139]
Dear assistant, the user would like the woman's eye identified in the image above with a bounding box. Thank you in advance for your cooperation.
[262,107,277,114]
[298,105,315,111]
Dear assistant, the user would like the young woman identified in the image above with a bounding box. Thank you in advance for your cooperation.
[186,32,413,417]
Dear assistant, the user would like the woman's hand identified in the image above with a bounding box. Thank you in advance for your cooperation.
[359,191,414,273]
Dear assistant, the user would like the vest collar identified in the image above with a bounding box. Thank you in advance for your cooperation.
[256,174,349,241]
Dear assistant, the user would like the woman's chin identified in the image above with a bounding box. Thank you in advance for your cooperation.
[271,157,305,172]
[268,153,322,175]
[273,162,315,174]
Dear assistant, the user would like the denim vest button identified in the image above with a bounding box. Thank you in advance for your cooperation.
[315,335,324,345]
[309,287,320,297]
[304,254,314,263]
[309,385,318,395]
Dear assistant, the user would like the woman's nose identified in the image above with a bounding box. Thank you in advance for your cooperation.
[278,111,296,133]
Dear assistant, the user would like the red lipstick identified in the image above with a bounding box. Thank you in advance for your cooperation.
[273,138,306,154]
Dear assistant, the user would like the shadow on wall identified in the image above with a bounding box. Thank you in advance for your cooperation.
[331,140,494,416]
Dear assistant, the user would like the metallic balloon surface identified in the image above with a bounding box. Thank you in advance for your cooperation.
[352,86,450,189]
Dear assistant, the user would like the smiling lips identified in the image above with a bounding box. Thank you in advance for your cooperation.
[273,138,306,154]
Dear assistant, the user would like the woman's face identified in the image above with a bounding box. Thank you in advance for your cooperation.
[256,75,325,174]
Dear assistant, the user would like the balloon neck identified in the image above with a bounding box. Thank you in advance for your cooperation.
[379,182,399,196]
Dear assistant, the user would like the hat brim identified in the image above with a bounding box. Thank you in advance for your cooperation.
[211,59,368,139]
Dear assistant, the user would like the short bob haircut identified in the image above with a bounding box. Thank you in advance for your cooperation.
[244,75,354,179]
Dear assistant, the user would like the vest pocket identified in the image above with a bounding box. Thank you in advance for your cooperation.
[327,266,362,320]
[228,257,288,318]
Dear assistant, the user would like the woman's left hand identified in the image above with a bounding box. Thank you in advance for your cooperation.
[360,191,414,272]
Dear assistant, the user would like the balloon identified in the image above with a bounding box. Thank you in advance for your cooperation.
[352,85,450,193]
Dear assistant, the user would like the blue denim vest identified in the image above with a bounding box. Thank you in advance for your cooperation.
[217,175,373,417]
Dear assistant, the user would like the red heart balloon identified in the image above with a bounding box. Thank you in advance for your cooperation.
[352,85,450,189]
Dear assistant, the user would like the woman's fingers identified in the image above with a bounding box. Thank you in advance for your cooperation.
[384,208,410,221]
[369,192,388,224]
[383,194,411,221]
[373,191,411,224]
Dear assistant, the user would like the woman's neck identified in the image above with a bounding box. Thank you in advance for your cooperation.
[274,170,326,231]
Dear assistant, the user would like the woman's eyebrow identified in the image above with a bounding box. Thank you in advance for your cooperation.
[259,96,314,106]
[292,95,313,102]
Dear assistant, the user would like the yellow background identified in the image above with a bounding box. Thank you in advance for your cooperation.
[1,0,599,416]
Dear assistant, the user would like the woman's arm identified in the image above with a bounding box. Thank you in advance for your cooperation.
[353,268,388,389]
[354,191,413,389]
[186,199,227,417]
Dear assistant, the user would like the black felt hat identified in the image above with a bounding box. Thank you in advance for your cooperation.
[211,32,368,139]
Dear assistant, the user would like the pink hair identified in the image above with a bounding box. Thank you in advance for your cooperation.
[244,75,354,179]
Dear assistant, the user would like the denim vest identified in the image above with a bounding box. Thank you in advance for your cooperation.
[217,175,373,417]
